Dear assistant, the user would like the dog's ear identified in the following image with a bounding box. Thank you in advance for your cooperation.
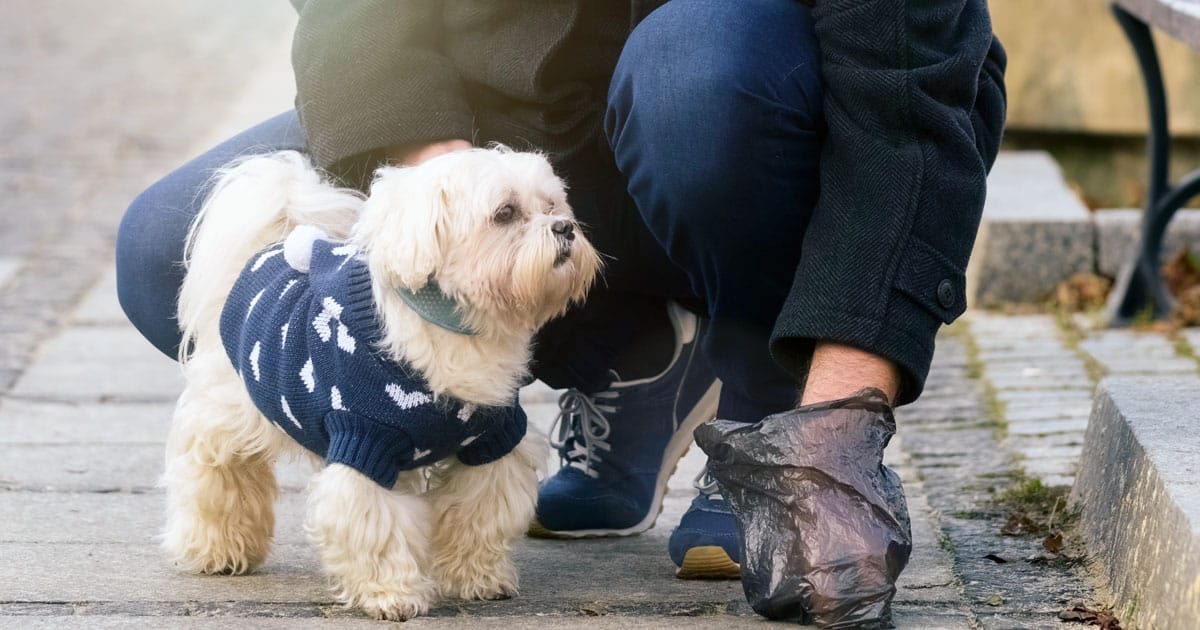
[359,166,448,290]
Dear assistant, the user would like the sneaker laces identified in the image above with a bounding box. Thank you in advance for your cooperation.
[693,466,724,502]
[548,388,618,478]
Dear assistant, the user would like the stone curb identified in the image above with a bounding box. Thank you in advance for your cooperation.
[969,151,1200,307]
[970,151,1094,306]
[1070,377,1200,630]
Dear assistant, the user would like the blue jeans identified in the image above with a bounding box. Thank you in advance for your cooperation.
[116,0,822,423]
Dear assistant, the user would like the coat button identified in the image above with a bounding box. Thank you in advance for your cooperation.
[937,279,956,309]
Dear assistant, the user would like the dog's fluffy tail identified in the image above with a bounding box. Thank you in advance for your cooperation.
[177,151,364,363]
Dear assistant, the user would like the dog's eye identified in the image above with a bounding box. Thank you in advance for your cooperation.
[494,204,518,224]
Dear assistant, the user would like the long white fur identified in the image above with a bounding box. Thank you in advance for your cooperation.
[163,149,599,621]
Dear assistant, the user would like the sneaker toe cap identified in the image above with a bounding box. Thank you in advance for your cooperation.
[535,475,649,532]
[668,507,741,566]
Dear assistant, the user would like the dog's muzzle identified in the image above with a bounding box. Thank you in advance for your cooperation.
[552,220,575,266]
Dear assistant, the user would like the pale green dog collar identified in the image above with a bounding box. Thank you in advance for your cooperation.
[395,281,478,336]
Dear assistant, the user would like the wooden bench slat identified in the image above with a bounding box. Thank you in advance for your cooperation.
[1115,0,1200,50]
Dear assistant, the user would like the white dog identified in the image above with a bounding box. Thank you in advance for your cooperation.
[163,148,599,620]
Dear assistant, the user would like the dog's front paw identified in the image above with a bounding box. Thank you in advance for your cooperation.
[437,559,519,601]
[162,514,270,576]
[356,590,431,621]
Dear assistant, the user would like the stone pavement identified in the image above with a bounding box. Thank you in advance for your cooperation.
[15,275,1184,629]
[0,271,975,628]
[10,271,1171,629]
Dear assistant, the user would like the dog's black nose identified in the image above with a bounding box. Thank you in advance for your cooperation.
[552,220,575,240]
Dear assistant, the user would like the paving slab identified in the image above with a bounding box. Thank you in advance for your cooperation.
[0,258,18,291]
[72,268,125,325]
[967,316,1065,345]
[993,389,1095,405]
[1005,418,1091,436]
[11,325,183,401]
[1002,404,1092,422]
[1004,433,1087,451]
[0,443,315,492]
[1071,377,1200,630]
[975,360,1082,378]
[0,399,172,444]
[986,374,1093,391]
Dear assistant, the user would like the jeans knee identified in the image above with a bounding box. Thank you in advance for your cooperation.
[115,179,193,357]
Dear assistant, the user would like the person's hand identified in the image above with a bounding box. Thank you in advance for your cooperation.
[386,138,472,166]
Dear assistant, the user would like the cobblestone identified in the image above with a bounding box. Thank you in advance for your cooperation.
[898,337,1097,628]
[1006,418,1091,435]
[963,313,1095,487]
[964,313,1200,501]
[1079,330,1199,375]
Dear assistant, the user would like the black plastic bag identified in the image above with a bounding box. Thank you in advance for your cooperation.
[694,389,911,629]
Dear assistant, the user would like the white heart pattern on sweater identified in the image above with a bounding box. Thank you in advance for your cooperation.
[312,297,356,355]
[385,383,432,410]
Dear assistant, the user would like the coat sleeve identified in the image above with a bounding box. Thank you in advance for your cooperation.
[291,0,475,169]
[770,0,1007,405]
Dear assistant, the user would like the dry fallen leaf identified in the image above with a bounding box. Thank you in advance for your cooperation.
[1000,511,1039,536]
[1054,272,1112,311]
[1162,249,1200,297]
[1058,603,1122,629]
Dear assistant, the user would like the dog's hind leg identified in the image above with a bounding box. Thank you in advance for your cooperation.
[162,360,281,575]
[427,432,544,600]
[306,465,436,621]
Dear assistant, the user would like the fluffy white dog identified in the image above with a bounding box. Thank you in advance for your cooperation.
[163,148,599,620]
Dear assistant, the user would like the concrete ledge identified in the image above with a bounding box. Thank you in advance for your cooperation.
[1095,208,1200,278]
[969,152,1094,306]
[1071,377,1200,629]
[968,154,1200,307]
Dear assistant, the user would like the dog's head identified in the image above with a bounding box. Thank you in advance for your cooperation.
[355,147,600,334]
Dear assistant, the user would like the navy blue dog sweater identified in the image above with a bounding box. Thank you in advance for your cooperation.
[219,236,526,488]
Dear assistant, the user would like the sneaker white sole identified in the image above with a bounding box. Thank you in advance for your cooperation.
[528,379,721,539]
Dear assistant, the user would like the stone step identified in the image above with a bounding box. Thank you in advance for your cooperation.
[1071,377,1200,629]
[969,151,1093,307]
[968,151,1200,308]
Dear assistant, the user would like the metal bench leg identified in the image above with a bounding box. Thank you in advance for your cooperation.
[1109,3,1177,324]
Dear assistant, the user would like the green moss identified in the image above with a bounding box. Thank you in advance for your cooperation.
[1053,309,1109,384]
[937,531,957,555]
[948,320,1007,434]
[998,475,1079,532]
[1171,332,1200,372]
[1131,304,1157,327]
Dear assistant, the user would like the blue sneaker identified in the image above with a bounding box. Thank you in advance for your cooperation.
[669,468,741,579]
[528,302,720,538]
